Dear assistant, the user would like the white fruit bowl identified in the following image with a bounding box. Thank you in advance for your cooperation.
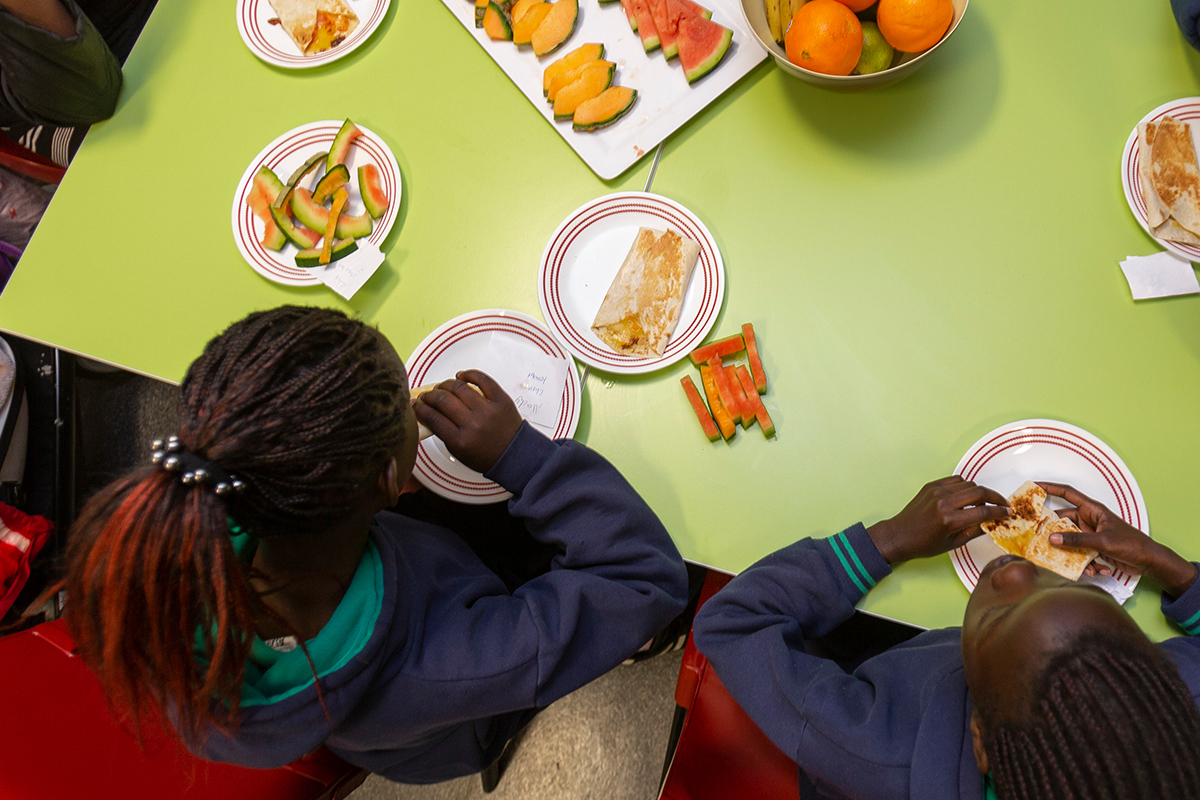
[739,0,969,90]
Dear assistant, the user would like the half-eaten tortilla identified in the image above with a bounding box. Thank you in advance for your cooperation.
[980,481,1097,581]
[592,228,701,357]
[1150,116,1200,237]
[267,0,359,55]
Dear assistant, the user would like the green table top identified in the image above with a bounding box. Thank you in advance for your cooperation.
[2,0,1199,640]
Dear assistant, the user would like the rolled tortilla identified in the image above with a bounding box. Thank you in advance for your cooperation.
[267,0,359,55]
[591,228,701,357]
[1151,116,1200,237]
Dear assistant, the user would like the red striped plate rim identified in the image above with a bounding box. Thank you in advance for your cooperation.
[538,193,724,373]
[1122,97,1200,261]
[951,422,1147,590]
[231,121,400,286]
[237,0,389,68]
[406,311,580,502]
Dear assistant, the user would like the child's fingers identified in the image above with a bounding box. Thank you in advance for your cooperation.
[1037,482,1097,511]
[416,386,473,426]
[412,399,460,443]
[950,503,1012,531]
[948,483,1009,512]
[457,370,508,402]
[438,378,488,409]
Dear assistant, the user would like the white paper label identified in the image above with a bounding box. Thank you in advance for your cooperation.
[479,334,569,430]
[1119,252,1200,300]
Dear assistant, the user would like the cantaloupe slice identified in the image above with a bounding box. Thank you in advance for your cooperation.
[510,0,543,22]
[573,86,638,131]
[474,0,488,27]
[513,2,552,44]
[548,59,613,101]
[552,59,614,120]
[483,0,513,40]
[542,42,604,96]
[531,0,578,57]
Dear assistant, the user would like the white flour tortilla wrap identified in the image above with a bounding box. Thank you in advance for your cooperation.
[591,228,701,357]
[267,0,359,55]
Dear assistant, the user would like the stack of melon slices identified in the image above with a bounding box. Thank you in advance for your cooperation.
[476,0,578,55]
[607,0,732,84]
[543,43,638,131]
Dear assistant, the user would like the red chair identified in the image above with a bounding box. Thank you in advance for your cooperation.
[0,620,369,800]
[0,131,66,184]
[659,570,800,800]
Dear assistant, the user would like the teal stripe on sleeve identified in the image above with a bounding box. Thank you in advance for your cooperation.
[1181,609,1200,634]
[829,535,868,595]
[836,531,876,588]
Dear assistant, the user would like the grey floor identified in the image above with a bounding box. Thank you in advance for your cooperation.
[73,362,682,800]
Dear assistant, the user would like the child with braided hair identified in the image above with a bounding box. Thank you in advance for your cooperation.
[54,305,688,785]
[693,476,1200,800]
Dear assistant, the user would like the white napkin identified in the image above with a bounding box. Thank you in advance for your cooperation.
[1119,252,1200,300]
[479,334,569,429]
[319,241,385,300]
[1079,571,1136,604]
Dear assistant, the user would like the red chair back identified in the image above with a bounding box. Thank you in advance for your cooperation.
[0,132,67,184]
[0,620,368,800]
[659,571,801,800]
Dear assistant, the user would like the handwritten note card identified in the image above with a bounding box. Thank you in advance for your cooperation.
[480,334,569,429]
[319,242,385,300]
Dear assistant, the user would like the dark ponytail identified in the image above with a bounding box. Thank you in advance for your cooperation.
[60,306,409,743]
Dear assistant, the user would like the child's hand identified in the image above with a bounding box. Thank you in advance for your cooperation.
[1040,482,1198,598]
[413,370,523,474]
[866,477,1011,564]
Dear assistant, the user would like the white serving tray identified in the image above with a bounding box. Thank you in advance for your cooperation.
[438,0,767,179]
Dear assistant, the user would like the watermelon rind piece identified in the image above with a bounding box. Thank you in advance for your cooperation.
[291,188,373,239]
[253,166,284,199]
[573,87,637,132]
[678,16,732,84]
[358,165,390,220]
[326,119,361,174]
[273,151,327,209]
[268,203,322,249]
[295,238,358,269]
[312,164,350,205]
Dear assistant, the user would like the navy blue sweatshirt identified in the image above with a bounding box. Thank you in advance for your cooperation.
[197,423,689,783]
[692,524,1200,800]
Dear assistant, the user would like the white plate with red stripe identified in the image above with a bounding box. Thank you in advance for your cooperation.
[538,192,724,374]
[950,419,1149,604]
[231,120,401,287]
[1121,97,1200,262]
[236,0,391,69]
[406,309,582,504]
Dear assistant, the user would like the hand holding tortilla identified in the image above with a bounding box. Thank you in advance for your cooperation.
[1040,482,1199,598]
[981,481,1097,581]
[592,227,701,356]
[1137,115,1200,245]
[865,476,1011,564]
[411,370,522,473]
[411,381,484,440]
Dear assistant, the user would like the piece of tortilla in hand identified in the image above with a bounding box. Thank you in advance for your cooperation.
[1138,121,1169,229]
[267,0,359,55]
[1150,116,1200,238]
[980,481,1098,581]
[592,228,701,357]
[411,383,483,441]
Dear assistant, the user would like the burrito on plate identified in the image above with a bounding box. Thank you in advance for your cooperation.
[591,227,701,357]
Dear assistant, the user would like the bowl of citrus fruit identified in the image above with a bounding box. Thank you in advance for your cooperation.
[741,0,968,88]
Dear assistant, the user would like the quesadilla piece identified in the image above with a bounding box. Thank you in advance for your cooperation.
[592,228,701,357]
[1138,121,1169,228]
[1154,217,1200,245]
[267,0,359,55]
[1150,116,1200,237]
[980,481,1097,581]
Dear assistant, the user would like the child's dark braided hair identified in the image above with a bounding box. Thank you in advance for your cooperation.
[982,629,1200,800]
[56,306,409,745]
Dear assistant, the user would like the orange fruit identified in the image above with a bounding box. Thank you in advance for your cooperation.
[876,0,953,53]
[785,0,863,76]
[834,0,877,11]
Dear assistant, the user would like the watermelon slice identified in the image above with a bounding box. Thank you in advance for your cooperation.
[677,0,712,19]
[707,356,743,425]
[699,364,735,440]
[742,322,767,394]
[651,0,708,60]
[681,376,720,442]
[676,13,732,84]
[627,0,660,52]
[724,364,753,429]
[689,333,744,366]
[619,0,638,31]
[247,187,288,251]
[736,365,775,438]
[358,164,390,220]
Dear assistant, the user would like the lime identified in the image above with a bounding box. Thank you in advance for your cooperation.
[853,21,895,75]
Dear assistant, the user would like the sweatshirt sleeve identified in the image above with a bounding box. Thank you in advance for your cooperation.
[1159,565,1200,701]
[481,422,689,705]
[693,528,962,799]
[0,0,122,127]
